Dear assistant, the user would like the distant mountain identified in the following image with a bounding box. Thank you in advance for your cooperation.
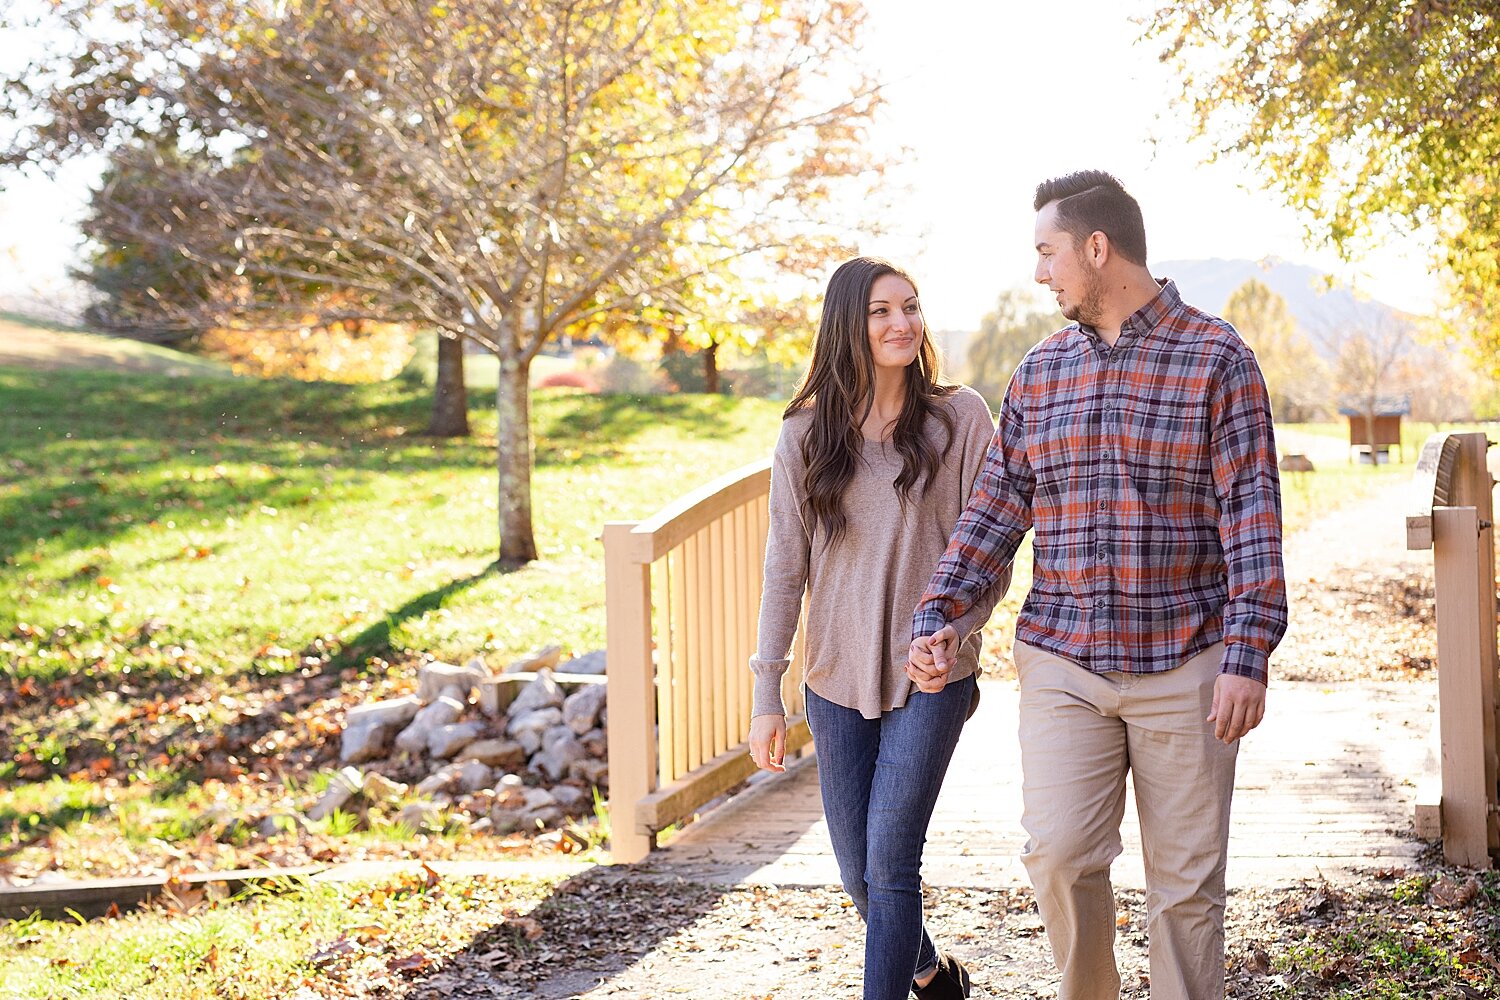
[1157,257,1405,334]
[947,257,1411,373]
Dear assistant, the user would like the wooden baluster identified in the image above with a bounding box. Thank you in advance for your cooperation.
[710,514,729,757]
[653,555,673,788]
[1434,504,1493,867]
[684,529,704,772]
[727,503,746,742]
[670,543,690,782]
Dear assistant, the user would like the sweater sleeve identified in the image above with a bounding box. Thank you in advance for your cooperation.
[946,390,1012,643]
[750,420,811,717]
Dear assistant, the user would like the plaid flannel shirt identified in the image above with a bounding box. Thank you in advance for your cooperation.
[913,280,1287,684]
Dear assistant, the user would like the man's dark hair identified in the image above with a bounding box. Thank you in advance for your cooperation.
[1033,170,1147,265]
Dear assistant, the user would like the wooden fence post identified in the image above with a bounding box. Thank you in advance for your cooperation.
[1432,505,1494,868]
[1449,433,1500,851]
[603,521,656,864]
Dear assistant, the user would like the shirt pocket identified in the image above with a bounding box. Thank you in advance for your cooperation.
[1118,394,1213,515]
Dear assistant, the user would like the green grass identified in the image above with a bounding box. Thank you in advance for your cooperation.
[0,366,781,692]
[1259,872,1500,999]
[0,358,1450,762]
[0,870,574,1000]
[0,311,235,378]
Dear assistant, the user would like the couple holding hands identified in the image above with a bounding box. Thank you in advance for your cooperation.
[746,170,1288,1000]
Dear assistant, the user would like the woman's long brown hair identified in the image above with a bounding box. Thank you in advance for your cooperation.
[784,256,955,545]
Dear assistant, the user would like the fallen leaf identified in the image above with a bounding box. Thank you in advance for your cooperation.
[1317,954,1359,982]
[387,952,432,973]
[1429,876,1480,909]
[346,923,389,940]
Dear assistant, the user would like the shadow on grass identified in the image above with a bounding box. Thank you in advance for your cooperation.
[0,368,766,564]
[330,562,510,669]
[0,798,112,853]
[531,392,765,469]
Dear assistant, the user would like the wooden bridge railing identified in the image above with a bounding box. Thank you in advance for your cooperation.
[1406,431,1499,867]
[603,459,811,863]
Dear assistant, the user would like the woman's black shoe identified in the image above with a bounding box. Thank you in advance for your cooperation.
[912,951,972,999]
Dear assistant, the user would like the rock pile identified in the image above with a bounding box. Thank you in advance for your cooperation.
[303,645,608,835]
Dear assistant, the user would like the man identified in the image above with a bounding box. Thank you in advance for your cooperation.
[908,170,1287,1000]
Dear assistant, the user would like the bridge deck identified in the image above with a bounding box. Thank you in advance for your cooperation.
[646,677,1435,889]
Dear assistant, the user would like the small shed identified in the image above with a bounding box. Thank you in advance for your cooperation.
[1338,395,1411,464]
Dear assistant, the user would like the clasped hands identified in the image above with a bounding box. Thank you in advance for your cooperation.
[907,624,958,694]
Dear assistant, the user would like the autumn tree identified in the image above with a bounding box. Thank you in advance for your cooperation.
[1151,2,1500,370]
[1399,335,1478,432]
[965,289,1057,405]
[1,0,883,562]
[1222,278,1328,422]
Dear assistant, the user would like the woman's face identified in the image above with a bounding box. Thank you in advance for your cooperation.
[865,273,923,372]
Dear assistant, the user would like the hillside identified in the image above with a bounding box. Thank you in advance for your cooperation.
[1158,257,1406,336]
[0,311,234,378]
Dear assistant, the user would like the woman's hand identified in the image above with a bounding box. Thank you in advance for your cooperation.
[907,624,957,693]
[748,713,787,772]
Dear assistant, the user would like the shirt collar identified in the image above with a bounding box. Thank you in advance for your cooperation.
[1078,278,1181,347]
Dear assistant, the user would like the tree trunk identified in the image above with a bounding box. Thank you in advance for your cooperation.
[496,354,538,563]
[429,331,470,437]
[1364,410,1377,468]
[703,341,721,394]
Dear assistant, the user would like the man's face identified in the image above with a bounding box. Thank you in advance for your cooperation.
[1033,201,1104,326]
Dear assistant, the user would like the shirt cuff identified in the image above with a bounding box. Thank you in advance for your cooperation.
[1220,642,1269,686]
[750,656,791,717]
[911,608,950,643]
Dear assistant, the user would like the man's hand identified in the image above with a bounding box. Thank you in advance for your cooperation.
[1208,673,1266,743]
[907,624,958,694]
[748,713,786,772]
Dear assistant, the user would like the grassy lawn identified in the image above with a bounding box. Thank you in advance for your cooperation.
[1,366,781,690]
[4,863,1496,999]
[0,363,780,879]
[0,312,235,378]
[0,867,576,1000]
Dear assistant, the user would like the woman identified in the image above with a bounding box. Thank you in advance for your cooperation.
[748,256,1010,999]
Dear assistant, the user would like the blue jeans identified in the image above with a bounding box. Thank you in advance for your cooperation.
[805,675,975,1000]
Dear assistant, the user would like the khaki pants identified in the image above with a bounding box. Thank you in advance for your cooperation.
[1015,641,1239,1000]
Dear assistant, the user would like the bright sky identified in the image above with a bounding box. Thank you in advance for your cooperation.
[0,0,1440,326]
[852,0,1439,328]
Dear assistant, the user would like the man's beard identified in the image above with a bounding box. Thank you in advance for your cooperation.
[1061,263,1105,326]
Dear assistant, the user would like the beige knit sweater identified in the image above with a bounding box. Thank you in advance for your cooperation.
[751,386,1011,720]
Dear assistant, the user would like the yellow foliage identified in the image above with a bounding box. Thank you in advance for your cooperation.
[200,317,417,383]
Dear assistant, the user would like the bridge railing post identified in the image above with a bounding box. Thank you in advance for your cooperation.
[603,520,656,864]
[1407,431,1499,866]
[1432,505,1494,867]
